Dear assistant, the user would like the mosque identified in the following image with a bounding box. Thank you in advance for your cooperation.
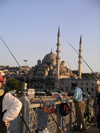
[28,28,78,92]
[28,28,99,94]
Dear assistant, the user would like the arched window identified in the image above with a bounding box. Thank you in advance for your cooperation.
[92,88,94,92]
[66,87,68,91]
[86,88,88,92]
[86,82,88,85]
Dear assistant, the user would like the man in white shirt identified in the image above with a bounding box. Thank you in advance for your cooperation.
[0,74,22,133]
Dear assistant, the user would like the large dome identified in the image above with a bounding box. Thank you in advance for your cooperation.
[42,51,57,64]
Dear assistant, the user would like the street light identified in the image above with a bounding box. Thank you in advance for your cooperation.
[23,59,28,133]
[23,60,28,89]
[24,60,27,67]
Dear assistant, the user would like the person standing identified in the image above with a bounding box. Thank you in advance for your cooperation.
[94,85,100,133]
[94,85,100,113]
[72,83,86,131]
[0,73,22,133]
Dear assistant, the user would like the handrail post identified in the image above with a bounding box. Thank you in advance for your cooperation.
[56,104,62,133]
[23,92,26,133]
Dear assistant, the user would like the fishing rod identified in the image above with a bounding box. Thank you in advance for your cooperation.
[19,112,31,133]
[0,37,32,132]
[0,37,20,67]
[2,83,32,133]
[64,54,72,70]
[59,80,68,98]
[0,37,64,133]
[35,89,64,133]
[61,35,98,79]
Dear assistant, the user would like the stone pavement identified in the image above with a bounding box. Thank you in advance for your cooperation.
[70,124,99,133]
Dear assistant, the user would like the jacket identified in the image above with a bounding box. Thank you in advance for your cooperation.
[2,92,22,122]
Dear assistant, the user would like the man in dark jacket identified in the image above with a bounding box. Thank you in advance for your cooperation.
[0,74,22,133]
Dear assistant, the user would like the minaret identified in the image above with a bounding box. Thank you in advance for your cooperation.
[78,35,82,78]
[55,27,61,88]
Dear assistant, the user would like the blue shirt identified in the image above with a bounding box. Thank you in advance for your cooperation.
[73,87,83,101]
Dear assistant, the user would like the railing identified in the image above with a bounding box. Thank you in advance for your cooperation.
[7,97,94,133]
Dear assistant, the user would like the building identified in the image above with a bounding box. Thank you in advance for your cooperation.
[61,78,100,95]
[28,28,77,91]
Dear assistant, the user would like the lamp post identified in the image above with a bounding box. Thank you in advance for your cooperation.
[23,59,27,133]
[24,60,27,83]
[24,60,27,67]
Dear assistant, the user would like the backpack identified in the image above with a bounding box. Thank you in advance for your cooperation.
[59,102,70,116]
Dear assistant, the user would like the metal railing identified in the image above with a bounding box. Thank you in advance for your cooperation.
[7,97,94,133]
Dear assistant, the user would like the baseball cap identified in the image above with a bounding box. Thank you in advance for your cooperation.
[0,73,5,82]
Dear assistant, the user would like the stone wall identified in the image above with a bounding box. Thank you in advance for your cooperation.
[7,97,94,133]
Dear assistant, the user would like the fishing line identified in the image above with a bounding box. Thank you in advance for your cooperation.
[0,37,64,132]
[0,37,20,67]
[2,83,31,133]
[35,89,64,133]
[61,35,98,79]
[64,54,72,70]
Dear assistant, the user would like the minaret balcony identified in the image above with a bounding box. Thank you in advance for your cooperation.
[79,49,83,52]
[56,50,61,52]
[56,43,61,46]
[78,55,82,58]
[56,57,61,59]
[78,61,82,63]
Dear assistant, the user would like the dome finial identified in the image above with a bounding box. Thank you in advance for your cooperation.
[51,48,52,53]
[58,27,60,37]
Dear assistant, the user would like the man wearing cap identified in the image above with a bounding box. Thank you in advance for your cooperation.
[0,74,22,133]
[71,83,86,131]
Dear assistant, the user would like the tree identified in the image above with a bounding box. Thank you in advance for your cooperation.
[72,70,78,76]
[6,78,19,91]
[82,73,95,79]
[18,81,24,95]
[18,81,24,91]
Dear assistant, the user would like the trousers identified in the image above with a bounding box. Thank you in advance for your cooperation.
[0,122,7,133]
[74,101,86,129]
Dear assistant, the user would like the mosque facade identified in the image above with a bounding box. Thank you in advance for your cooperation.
[28,28,99,94]
[28,28,77,92]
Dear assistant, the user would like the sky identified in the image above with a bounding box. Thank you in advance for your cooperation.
[0,0,100,73]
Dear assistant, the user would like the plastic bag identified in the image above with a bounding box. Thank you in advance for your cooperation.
[36,128,49,133]
[42,128,49,133]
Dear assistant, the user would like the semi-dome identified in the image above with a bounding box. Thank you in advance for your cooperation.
[48,68,56,75]
[42,51,57,64]
[37,63,48,69]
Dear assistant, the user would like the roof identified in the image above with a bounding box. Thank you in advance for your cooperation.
[42,51,57,63]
